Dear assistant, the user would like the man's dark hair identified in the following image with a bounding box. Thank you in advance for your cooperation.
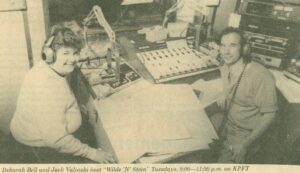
[218,27,251,63]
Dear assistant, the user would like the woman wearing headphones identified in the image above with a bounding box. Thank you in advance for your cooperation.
[10,26,115,163]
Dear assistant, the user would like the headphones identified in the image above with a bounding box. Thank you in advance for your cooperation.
[239,34,251,57]
[42,36,56,64]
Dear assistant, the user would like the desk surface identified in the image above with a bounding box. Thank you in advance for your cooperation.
[94,80,218,163]
[270,69,300,104]
[90,33,300,163]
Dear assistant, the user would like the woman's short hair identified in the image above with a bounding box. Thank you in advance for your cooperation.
[49,25,81,52]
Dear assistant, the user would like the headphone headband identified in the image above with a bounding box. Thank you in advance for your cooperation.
[42,36,56,64]
[44,36,55,48]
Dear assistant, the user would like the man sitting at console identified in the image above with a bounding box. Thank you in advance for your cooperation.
[214,27,280,163]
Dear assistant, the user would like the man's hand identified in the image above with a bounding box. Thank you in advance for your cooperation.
[230,143,248,163]
[94,149,116,164]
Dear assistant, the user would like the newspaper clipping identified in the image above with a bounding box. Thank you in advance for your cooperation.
[1,0,300,173]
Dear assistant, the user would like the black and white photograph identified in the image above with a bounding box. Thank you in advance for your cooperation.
[0,0,300,171]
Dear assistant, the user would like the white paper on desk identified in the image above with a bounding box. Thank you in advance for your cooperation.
[95,80,218,163]
[191,78,223,107]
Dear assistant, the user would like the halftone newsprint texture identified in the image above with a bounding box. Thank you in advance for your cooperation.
[1,1,300,173]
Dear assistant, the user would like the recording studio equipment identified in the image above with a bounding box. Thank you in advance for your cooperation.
[124,37,220,83]
[238,0,300,68]
[239,0,300,23]
[265,0,300,5]
[244,31,286,67]
[82,5,120,84]
[284,58,300,83]
[118,0,164,27]
[79,60,141,97]
[79,5,142,97]
[239,15,292,67]
[162,0,219,26]
[162,0,219,49]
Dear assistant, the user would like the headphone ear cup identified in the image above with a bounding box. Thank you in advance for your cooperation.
[42,47,54,64]
[242,43,250,57]
[42,36,55,64]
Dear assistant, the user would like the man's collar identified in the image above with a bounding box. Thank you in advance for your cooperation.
[227,57,245,76]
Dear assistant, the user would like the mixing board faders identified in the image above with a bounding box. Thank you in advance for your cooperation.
[135,40,219,83]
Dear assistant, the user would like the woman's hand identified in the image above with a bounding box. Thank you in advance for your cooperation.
[94,149,116,163]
